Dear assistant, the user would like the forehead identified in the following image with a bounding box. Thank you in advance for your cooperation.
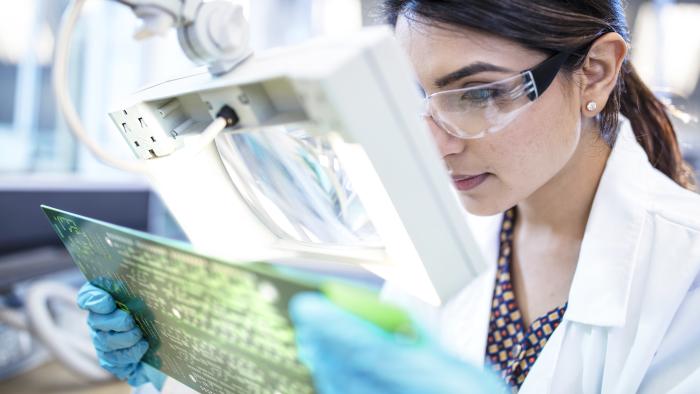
[395,14,543,87]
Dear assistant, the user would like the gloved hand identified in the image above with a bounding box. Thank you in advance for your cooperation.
[77,282,166,390]
[289,293,507,394]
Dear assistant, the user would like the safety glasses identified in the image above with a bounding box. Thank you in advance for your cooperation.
[424,51,570,139]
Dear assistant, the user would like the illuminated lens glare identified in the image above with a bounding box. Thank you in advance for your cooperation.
[216,126,383,248]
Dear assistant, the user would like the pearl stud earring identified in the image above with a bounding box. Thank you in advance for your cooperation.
[586,101,598,112]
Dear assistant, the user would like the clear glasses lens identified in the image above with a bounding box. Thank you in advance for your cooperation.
[216,126,383,248]
[427,72,537,139]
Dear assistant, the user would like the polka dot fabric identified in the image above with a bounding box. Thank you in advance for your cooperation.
[485,209,567,390]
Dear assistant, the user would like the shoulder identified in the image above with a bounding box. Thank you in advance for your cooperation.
[610,116,700,232]
[638,165,700,307]
[645,166,700,233]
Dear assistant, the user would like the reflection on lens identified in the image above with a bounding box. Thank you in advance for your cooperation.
[216,126,383,248]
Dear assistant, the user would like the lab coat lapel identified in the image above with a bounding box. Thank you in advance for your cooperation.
[565,119,649,327]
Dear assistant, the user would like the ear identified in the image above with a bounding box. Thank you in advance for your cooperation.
[580,32,628,117]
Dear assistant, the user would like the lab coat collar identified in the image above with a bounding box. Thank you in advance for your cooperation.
[564,117,651,327]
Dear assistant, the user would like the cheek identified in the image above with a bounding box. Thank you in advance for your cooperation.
[463,86,581,214]
[497,93,581,196]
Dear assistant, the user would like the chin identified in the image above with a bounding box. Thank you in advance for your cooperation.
[459,194,510,217]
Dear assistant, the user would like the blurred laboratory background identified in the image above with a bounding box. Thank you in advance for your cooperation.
[0,0,698,393]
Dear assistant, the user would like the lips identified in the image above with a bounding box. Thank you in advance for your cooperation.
[451,173,490,191]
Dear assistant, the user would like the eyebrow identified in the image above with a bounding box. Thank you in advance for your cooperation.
[434,62,514,88]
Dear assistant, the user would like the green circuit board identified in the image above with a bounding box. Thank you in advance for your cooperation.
[42,206,316,394]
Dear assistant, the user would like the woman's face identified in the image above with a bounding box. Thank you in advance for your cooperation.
[395,16,585,216]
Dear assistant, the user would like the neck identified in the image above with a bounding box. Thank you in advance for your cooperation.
[516,123,611,240]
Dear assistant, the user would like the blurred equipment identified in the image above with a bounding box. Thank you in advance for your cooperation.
[54,1,487,306]
[631,0,700,186]
[0,178,149,256]
[0,178,150,382]
[53,0,252,173]
[0,279,111,382]
[0,319,48,381]
[632,1,700,98]
[118,0,253,75]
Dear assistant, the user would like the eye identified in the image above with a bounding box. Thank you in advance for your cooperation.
[460,88,502,104]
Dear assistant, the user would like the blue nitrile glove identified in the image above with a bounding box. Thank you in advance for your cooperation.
[77,282,166,390]
[289,293,507,394]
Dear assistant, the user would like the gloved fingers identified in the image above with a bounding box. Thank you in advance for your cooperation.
[290,293,393,356]
[299,334,398,393]
[290,293,510,394]
[98,359,138,380]
[125,363,167,389]
[126,364,150,387]
[292,293,476,394]
[91,327,143,352]
[309,358,397,394]
[88,309,135,332]
[307,359,355,394]
[310,341,509,394]
[97,340,149,366]
[311,352,495,394]
[143,363,167,390]
[77,282,116,314]
[294,328,319,371]
[294,322,359,370]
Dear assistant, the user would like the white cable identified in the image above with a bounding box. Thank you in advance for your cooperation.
[53,0,229,174]
[24,281,113,382]
[174,117,229,159]
[0,307,29,331]
[53,0,148,174]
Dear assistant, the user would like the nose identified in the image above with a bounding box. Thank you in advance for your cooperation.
[424,115,467,158]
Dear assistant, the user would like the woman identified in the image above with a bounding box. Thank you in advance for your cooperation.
[293,0,700,393]
[78,0,700,392]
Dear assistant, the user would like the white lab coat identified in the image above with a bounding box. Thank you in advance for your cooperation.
[382,117,700,393]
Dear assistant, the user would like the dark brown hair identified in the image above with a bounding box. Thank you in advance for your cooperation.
[382,0,697,190]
